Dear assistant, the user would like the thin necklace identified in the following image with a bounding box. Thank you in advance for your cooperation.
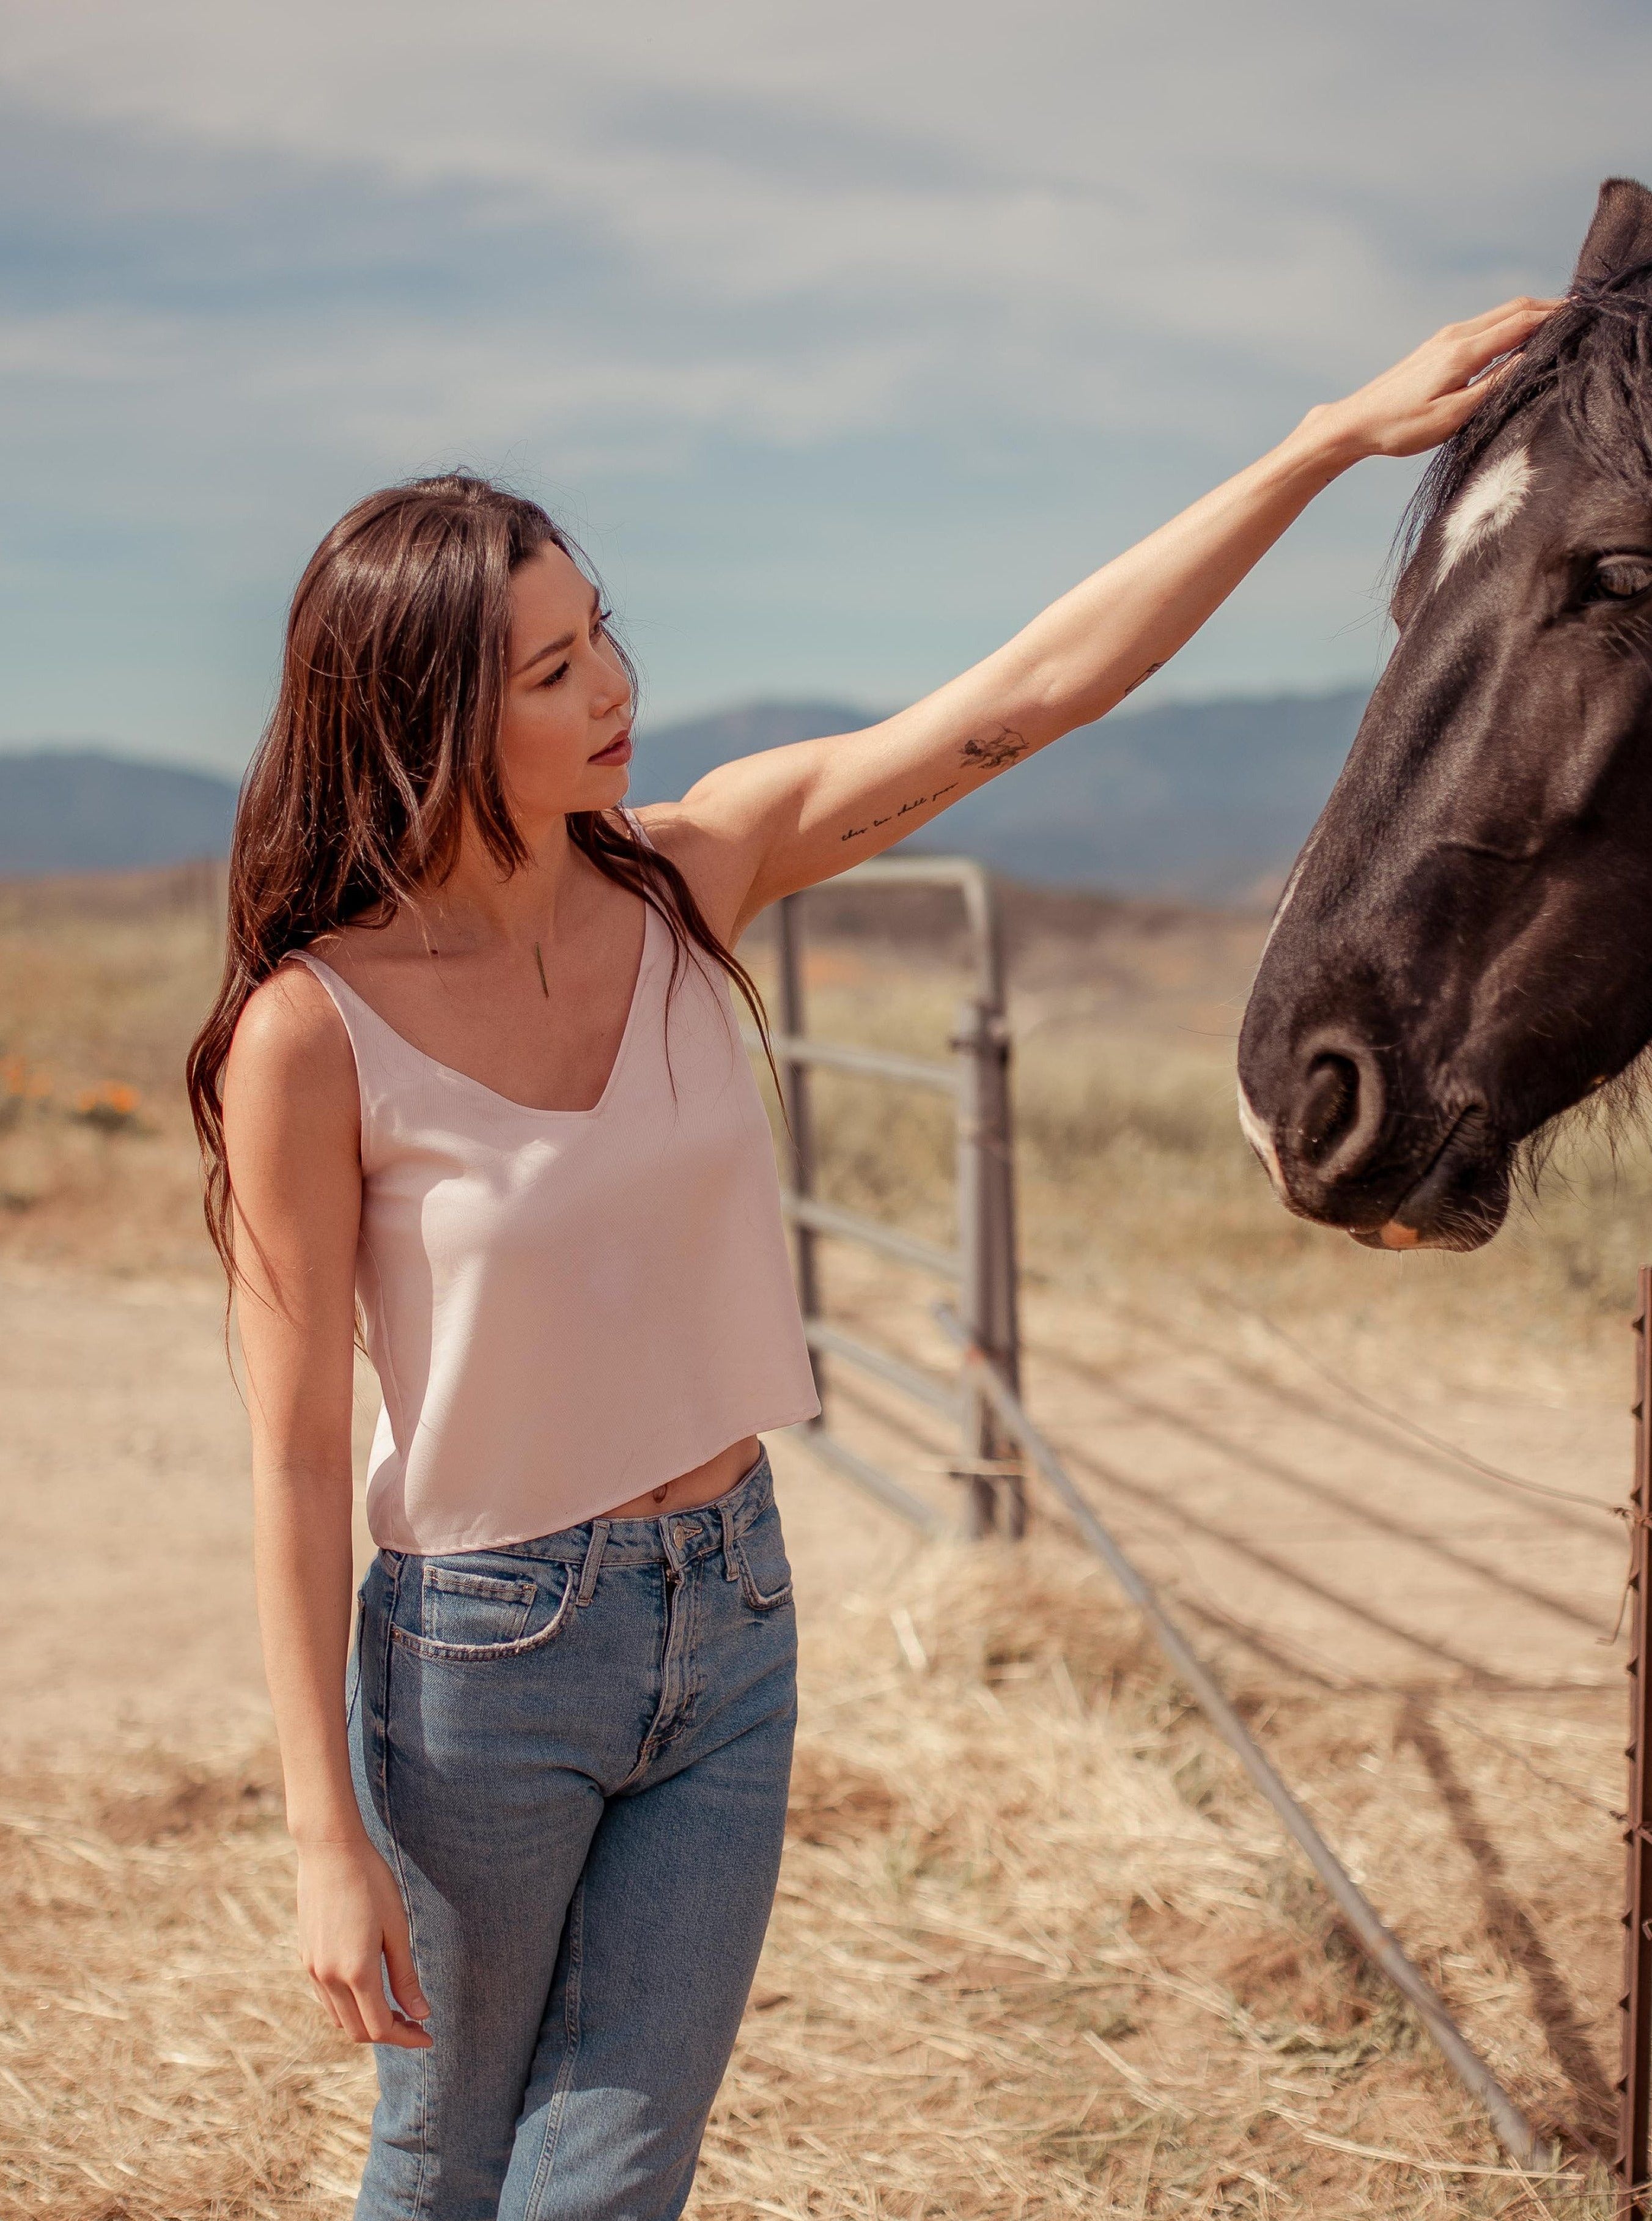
[420,919,553,1000]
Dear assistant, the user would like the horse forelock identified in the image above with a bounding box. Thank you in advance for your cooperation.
[1391,261,1652,613]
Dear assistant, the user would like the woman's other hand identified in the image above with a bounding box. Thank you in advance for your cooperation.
[1313,296,1563,462]
[297,1833,433,2047]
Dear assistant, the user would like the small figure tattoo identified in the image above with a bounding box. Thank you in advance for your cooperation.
[961,727,1027,772]
[1121,661,1163,699]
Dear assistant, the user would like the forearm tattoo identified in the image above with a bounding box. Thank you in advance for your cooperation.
[836,720,1028,845]
[960,726,1028,772]
[837,683,1151,847]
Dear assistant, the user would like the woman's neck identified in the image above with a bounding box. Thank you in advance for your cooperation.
[411,810,586,954]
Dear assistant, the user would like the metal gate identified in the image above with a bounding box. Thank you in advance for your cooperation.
[758,856,1023,1540]
[749,855,1567,2184]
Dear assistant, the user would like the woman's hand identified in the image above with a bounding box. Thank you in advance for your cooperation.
[1311,295,1562,462]
[296,1833,432,2048]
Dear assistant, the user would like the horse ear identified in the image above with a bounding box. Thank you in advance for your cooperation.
[1573,177,1652,289]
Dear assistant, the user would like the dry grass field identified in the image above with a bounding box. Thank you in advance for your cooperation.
[0,861,1644,2217]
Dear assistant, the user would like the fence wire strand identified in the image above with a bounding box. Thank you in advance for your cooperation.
[1239,1306,1627,1523]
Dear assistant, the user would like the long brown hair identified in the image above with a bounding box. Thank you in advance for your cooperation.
[186,471,769,1280]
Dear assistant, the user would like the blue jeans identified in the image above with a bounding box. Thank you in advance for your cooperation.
[346,1449,797,2220]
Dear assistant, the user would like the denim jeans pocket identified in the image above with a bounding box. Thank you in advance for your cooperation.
[735,1509,794,1611]
[392,1558,577,1662]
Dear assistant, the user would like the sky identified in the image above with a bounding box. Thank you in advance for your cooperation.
[2,0,1648,772]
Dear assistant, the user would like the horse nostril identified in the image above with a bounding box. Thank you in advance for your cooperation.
[1296,1053,1362,1169]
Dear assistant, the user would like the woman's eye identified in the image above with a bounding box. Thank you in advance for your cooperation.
[539,661,569,688]
[1588,557,1652,602]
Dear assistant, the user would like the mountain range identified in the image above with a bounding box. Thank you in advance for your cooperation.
[0,687,1371,901]
[0,749,243,877]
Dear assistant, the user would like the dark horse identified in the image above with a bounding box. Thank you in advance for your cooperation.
[1238,178,1652,1252]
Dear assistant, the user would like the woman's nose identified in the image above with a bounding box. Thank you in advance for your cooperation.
[591,654,630,720]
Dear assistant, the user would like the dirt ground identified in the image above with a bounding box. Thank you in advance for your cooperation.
[0,865,1637,2215]
[0,1243,1632,2212]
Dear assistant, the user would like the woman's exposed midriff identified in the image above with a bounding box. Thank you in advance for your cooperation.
[599,1432,762,1520]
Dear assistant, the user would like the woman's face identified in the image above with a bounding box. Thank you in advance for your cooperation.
[497,543,633,828]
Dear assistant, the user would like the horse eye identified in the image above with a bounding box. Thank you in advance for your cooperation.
[1589,556,1652,602]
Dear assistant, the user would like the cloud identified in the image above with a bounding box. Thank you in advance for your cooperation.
[0,0,1646,758]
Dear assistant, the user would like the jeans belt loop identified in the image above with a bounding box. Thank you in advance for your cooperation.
[717,1499,742,1583]
[659,1514,687,1582]
[575,1520,610,1607]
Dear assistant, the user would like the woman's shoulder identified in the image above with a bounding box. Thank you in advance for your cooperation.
[230,956,356,1092]
[220,957,361,1166]
[627,801,748,946]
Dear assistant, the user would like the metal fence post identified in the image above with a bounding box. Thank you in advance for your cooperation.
[757,857,1023,1537]
[1620,1267,1652,2213]
[953,975,1023,1538]
[776,896,822,1418]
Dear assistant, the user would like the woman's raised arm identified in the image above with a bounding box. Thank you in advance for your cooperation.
[655,295,1557,941]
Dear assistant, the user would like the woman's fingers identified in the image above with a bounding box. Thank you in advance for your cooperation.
[380,1917,432,2029]
[1445,294,1564,342]
[319,1972,374,2046]
[1437,306,1553,393]
[308,1972,345,2030]
[304,1945,433,2043]
[311,1961,433,2048]
[1459,328,1541,394]
[350,1981,433,2049]
[1421,384,1501,440]
[1424,336,1535,432]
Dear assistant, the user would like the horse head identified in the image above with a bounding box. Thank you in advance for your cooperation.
[1237,178,1652,1252]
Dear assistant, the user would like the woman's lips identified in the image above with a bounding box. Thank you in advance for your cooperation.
[589,730,632,767]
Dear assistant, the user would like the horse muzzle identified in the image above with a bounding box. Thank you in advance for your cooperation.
[1237,1031,1512,1251]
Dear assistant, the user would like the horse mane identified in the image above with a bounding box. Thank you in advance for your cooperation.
[1393,259,1652,587]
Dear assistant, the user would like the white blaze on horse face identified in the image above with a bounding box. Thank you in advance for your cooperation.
[1259,836,1316,962]
[1436,448,1533,584]
[1236,1080,1286,1195]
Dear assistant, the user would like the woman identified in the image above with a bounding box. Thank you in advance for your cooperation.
[188,293,1551,2220]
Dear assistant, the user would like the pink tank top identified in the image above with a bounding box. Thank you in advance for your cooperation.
[291,898,819,1553]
